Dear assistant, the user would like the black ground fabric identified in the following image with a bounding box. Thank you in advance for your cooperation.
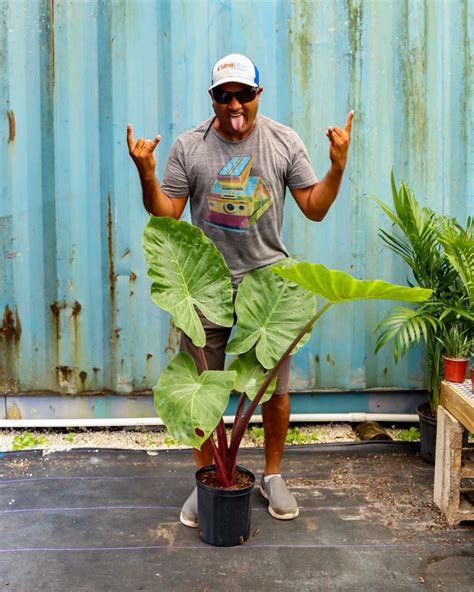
[0,443,473,591]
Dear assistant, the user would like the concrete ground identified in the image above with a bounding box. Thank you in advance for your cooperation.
[0,442,472,591]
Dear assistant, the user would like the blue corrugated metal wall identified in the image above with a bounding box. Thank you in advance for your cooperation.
[1,0,473,396]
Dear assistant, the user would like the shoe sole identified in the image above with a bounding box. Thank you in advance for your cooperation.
[179,511,198,528]
[259,484,299,520]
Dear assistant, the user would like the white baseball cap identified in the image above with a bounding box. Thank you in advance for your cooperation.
[209,54,260,90]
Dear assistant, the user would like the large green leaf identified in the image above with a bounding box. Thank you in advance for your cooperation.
[153,353,236,449]
[143,217,233,347]
[228,349,277,403]
[226,260,316,369]
[271,263,433,303]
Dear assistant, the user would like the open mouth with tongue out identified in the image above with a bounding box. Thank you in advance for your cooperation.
[229,114,245,132]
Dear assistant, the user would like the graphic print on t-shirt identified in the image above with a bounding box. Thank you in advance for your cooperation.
[204,156,272,232]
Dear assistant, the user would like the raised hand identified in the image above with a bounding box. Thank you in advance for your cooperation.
[326,110,354,171]
[127,123,161,179]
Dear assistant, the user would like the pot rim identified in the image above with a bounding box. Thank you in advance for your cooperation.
[196,464,255,494]
[442,355,469,362]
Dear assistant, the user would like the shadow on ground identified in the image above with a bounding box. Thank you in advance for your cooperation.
[0,442,472,591]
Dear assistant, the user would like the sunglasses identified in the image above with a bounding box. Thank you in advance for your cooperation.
[212,86,259,104]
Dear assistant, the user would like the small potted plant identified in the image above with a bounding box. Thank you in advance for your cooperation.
[438,323,472,382]
[142,216,431,546]
[372,173,473,463]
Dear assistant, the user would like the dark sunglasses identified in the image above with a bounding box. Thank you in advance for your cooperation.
[212,86,259,104]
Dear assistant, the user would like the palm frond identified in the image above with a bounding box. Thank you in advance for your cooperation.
[375,305,440,363]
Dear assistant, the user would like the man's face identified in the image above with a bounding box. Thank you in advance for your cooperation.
[209,82,263,141]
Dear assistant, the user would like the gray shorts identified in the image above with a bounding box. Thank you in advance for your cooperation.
[179,310,291,396]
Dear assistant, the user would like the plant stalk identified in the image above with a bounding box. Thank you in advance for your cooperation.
[208,436,232,487]
[198,347,231,483]
[227,303,332,474]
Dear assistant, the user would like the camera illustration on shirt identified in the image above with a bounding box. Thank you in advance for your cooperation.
[204,156,272,232]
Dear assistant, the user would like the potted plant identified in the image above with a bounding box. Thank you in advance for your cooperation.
[437,323,472,382]
[142,216,431,546]
[372,173,473,462]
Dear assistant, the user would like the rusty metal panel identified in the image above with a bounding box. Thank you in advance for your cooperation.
[1,0,473,398]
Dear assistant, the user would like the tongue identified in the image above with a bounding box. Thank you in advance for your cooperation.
[230,115,244,132]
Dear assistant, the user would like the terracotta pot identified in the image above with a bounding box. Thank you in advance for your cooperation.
[442,355,469,383]
[471,366,474,393]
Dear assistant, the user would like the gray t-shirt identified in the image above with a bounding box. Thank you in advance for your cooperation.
[161,114,317,285]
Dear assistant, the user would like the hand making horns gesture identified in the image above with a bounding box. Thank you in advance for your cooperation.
[326,110,354,171]
[127,123,161,178]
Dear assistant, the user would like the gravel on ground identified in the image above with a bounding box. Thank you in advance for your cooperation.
[0,423,422,453]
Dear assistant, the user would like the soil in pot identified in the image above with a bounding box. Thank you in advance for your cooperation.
[196,465,255,547]
[443,356,469,383]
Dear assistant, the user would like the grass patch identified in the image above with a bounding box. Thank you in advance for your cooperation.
[12,432,46,451]
[390,426,420,442]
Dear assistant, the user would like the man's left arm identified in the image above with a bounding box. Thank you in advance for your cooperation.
[291,110,354,222]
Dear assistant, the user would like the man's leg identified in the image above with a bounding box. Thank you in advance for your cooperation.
[193,440,213,468]
[260,359,299,519]
[262,391,290,475]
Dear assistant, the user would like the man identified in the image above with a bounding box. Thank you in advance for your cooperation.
[128,53,353,527]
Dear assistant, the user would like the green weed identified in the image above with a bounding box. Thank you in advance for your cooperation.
[12,432,46,451]
[163,433,181,446]
[247,425,265,445]
[285,426,319,445]
[64,432,77,444]
[391,426,420,442]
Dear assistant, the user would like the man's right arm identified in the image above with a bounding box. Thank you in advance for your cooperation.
[127,123,187,219]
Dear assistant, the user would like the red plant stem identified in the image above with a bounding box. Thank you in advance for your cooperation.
[227,305,331,475]
[209,435,232,487]
[231,393,246,440]
[216,419,229,457]
[228,393,246,474]
[198,348,208,373]
[198,347,229,481]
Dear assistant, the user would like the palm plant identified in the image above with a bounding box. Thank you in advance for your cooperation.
[372,173,474,412]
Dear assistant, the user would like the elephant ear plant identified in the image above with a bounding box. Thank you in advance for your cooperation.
[143,216,432,488]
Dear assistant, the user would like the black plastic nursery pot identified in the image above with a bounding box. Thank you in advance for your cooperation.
[196,465,255,547]
[417,403,437,465]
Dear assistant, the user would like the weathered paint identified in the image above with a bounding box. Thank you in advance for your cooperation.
[0,1,472,403]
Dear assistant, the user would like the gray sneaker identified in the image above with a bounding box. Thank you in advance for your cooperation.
[259,475,299,520]
[179,487,198,528]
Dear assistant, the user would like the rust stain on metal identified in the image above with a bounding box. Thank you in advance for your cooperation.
[79,370,87,389]
[384,367,388,375]
[107,192,116,287]
[50,300,66,345]
[107,191,118,386]
[56,365,74,389]
[71,300,82,317]
[326,353,335,366]
[6,403,22,420]
[120,249,130,259]
[0,306,21,392]
[130,271,137,282]
[93,367,100,374]
[1,306,22,338]
[315,354,320,363]
[7,111,16,143]
[146,353,153,375]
